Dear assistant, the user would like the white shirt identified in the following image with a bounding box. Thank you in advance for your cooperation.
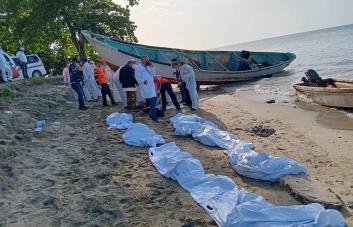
[83,62,94,80]
[16,51,27,63]
[135,63,156,99]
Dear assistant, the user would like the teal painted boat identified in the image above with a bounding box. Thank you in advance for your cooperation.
[82,30,296,85]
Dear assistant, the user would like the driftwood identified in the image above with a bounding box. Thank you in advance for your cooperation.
[280,174,343,209]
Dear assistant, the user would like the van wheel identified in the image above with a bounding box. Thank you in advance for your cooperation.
[32,70,42,77]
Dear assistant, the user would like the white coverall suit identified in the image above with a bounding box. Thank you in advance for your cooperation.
[82,62,99,101]
[113,67,127,107]
[180,64,199,110]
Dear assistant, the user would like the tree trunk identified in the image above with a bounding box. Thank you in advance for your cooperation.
[66,21,87,61]
[78,33,87,61]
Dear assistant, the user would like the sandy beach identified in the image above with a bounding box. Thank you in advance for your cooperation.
[0,78,352,226]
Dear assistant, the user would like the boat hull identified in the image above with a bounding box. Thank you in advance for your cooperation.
[82,31,295,85]
[294,80,353,108]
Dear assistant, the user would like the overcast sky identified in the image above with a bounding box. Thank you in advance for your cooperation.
[114,0,353,49]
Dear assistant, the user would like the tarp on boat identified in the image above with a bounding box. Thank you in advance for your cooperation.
[106,112,133,129]
[149,143,344,227]
[170,113,307,182]
[123,123,165,147]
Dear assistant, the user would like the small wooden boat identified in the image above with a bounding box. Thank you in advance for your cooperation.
[294,79,353,108]
[82,30,296,85]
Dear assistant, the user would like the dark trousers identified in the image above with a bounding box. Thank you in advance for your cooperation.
[126,91,136,111]
[101,83,116,106]
[179,82,187,102]
[71,82,85,108]
[20,62,28,78]
[161,83,180,110]
[147,97,157,120]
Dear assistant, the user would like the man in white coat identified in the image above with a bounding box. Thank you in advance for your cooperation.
[173,61,199,110]
[82,58,99,102]
[135,56,158,121]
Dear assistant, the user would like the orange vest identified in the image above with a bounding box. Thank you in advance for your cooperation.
[95,65,107,85]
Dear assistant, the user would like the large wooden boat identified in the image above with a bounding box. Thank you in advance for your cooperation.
[82,30,296,85]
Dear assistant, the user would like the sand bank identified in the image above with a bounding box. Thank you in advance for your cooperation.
[0,78,351,226]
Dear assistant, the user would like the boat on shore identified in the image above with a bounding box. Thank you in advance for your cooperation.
[82,30,296,85]
[294,79,353,108]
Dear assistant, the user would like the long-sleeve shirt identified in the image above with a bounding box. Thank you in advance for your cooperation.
[95,65,107,85]
[16,51,27,63]
[69,64,83,83]
[135,63,156,99]
[119,64,138,88]
[82,62,94,81]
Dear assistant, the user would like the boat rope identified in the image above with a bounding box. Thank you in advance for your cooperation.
[205,51,229,71]
[172,49,201,70]
[158,50,172,64]
[133,46,141,57]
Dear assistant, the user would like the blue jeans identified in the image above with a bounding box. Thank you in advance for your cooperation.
[147,97,157,120]
[71,82,85,108]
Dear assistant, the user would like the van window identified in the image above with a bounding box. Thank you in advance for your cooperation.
[27,55,39,64]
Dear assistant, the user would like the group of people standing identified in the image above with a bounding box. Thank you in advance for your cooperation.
[63,58,117,110]
[64,55,199,122]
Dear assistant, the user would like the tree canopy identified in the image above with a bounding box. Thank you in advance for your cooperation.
[0,0,139,74]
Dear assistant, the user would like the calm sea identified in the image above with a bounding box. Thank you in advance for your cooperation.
[216,24,353,104]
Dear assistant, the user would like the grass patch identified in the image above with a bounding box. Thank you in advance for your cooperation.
[0,88,24,98]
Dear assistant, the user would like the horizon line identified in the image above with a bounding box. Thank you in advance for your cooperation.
[213,22,353,50]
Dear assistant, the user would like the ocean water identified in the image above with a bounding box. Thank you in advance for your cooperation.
[216,24,353,104]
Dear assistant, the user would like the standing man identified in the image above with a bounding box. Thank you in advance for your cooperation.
[90,60,102,98]
[171,59,190,105]
[16,47,28,79]
[154,76,181,111]
[82,58,99,102]
[112,66,127,108]
[135,56,158,122]
[173,61,199,111]
[95,60,117,107]
[119,60,139,111]
[69,59,88,110]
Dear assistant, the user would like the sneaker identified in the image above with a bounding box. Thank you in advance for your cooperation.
[191,108,198,111]
[152,118,159,122]
[112,102,118,106]
[93,99,98,102]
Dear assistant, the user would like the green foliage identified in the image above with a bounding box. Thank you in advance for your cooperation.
[0,88,23,97]
[0,0,138,75]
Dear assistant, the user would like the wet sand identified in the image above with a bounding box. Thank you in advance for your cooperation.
[0,78,352,226]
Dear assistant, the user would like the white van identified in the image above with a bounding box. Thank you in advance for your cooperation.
[0,51,21,82]
[12,54,47,78]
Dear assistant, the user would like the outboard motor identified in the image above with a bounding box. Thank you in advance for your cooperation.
[302,69,337,87]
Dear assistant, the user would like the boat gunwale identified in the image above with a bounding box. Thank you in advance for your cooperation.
[82,30,296,74]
